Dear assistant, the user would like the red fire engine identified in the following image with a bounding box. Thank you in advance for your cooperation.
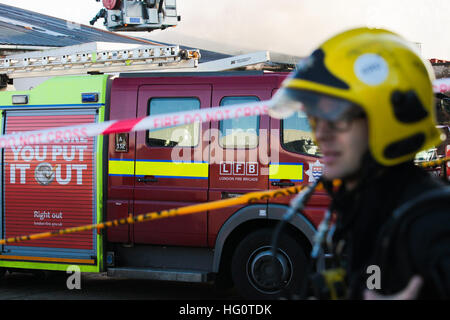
[0,43,331,299]
[0,39,448,299]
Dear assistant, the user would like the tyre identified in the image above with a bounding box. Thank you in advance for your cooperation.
[0,268,5,280]
[231,228,308,299]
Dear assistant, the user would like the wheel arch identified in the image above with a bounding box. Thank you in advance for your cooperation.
[212,204,317,274]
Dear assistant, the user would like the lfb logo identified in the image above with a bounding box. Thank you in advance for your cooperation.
[34,162,55,185]
[305,160,324,182]
[220,162,258,176]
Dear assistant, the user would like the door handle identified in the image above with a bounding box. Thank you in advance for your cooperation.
[137,177,158,183]
[271,181,295,187]
[221,192,244,199]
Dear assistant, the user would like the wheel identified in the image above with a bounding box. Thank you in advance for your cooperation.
[231,228,308,299]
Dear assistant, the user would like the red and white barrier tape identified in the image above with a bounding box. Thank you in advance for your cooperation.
[433,78,450,94]
[0,77,448,149]
[0,100,272,148]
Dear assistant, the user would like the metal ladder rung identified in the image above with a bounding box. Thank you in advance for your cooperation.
[0,44,199,78]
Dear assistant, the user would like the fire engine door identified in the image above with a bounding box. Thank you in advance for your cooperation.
[269,88,330,226]
[134,85,211,246]
[1,110,99,264]
[207,88,270,247]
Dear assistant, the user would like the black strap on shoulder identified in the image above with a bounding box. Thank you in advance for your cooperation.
[392,186,450,221]
[377,186,450,289]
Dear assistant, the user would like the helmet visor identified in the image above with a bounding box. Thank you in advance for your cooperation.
[270,88,360,121]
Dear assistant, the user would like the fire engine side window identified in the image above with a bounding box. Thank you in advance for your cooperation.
[282,111,321,156]
[147,97,200,147]
[219,96,260,149]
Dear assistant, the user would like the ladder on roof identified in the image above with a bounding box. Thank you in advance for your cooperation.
[0,42,278,80]
[0,43,201,79]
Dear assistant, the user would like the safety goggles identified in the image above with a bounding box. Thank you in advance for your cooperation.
[269,88,365,131]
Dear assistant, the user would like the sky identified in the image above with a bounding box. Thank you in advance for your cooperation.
[0,0,449,59]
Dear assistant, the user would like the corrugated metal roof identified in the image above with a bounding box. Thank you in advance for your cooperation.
[0,4,230,62]
[0,4,154,47]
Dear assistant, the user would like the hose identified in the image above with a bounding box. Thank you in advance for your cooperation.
[269,178,322,292]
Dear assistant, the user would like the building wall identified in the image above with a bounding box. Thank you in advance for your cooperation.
[433,63,450,79]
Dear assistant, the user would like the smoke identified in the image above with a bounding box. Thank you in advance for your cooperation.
[146,0,450,59]
[2,0,446,59]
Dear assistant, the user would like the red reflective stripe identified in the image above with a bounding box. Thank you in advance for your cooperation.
[102,118,144,134]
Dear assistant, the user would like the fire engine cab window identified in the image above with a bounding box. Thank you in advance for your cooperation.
[282,111,321,156]
[219,96,260,149]
[147,97,200,147]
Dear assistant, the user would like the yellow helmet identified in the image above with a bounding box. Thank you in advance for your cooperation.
[271,27,443,166]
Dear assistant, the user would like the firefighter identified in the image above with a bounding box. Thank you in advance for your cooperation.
[271,27,450,299]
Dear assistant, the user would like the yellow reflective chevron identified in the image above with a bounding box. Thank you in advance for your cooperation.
[136,160,209,179]
[109,159,209,179]
[110,160,304,181]
[109,159,134,176]
[108,159,209,179]
[269,163,303,181]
